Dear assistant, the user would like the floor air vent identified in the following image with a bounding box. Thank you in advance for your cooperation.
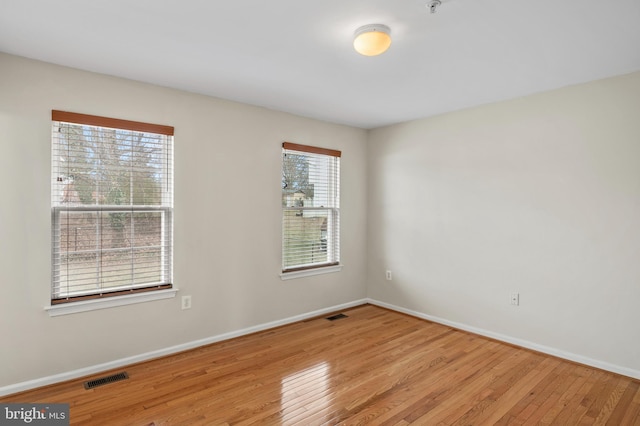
[326,313,348,321]
[84,372,129,390]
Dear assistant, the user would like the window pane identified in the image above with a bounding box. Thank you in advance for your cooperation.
[55,211,99,296]
[283,209,329,268]
[54,123,168,207]
[133,247,162,285]
[132,212,164,285]
[282,153,312,206]
[53,210,169,298]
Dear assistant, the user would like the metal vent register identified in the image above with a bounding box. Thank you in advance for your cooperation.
[326,313,348,321]
[84,372,129,389]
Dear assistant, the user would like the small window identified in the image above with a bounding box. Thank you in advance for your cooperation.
[51,111,174,304]
[282,142,340,273]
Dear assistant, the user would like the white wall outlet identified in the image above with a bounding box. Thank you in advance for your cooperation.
[386,270,392,281]
[510,293,519,306]
[181,295,192,310]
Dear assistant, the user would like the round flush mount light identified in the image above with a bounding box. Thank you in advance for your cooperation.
[353,24,391,56]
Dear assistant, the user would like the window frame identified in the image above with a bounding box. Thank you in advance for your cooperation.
[281,142,341,278]
[49,110,175,311]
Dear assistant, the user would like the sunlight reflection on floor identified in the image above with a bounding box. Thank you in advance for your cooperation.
[280,361,331,424]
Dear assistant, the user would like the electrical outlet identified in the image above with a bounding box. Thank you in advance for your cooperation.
[181,295,192,310]
[386,270,392,281]
[510,293,519,306]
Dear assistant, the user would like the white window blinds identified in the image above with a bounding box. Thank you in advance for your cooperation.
[51,111,174,304]
[282,142,340,272]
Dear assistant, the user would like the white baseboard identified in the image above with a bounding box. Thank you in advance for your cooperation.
[0,299,367,397]
[367,298,640,381]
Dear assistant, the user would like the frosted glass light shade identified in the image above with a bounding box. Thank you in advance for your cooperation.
[353,24,391,56]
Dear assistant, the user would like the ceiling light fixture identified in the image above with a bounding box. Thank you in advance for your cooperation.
[353,24,392,56]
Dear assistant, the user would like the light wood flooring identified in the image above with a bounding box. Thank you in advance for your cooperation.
[2,304,639,425]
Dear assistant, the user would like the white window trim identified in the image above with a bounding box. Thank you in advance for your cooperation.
[280,264,343,281]
[45,288,178,317]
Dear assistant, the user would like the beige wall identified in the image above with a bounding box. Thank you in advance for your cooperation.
[367,71,640,376]
[2,50,640,390]
[0,52,368,388]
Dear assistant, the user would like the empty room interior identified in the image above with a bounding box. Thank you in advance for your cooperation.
[1,0,640,424]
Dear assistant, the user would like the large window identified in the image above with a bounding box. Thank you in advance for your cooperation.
[282,142,340,273]
[51,111,173,304]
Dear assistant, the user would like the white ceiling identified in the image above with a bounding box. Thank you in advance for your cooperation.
[1,0,639,129]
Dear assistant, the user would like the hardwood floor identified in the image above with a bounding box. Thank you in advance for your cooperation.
[2,304,639,425]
